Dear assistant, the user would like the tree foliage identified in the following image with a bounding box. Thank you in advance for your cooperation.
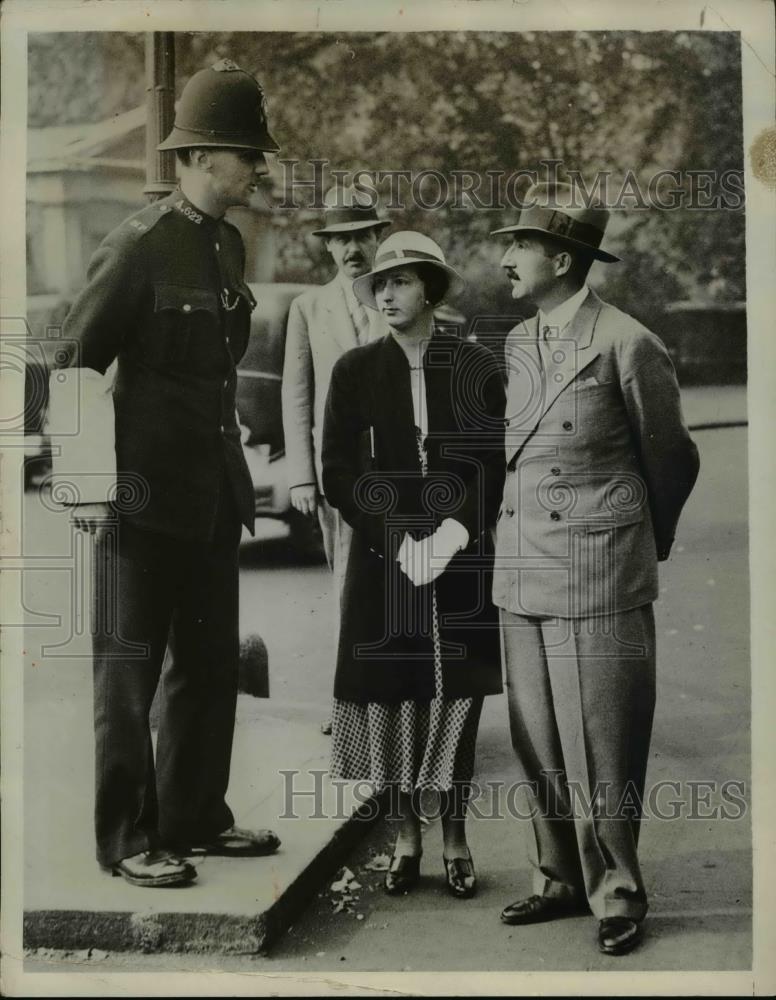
[29,30,744,323]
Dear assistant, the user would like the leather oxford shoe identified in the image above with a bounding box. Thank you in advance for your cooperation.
[195,825,281,857]
[111,849,196,888]
[500,893,586,925]
[598,916,643,955]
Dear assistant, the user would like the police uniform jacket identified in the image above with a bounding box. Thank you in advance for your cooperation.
[492,288,699,619]
[59,190,256,540]
[322,333,506,704]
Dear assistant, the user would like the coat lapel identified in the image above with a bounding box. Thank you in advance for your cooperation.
[375,335,422,471]
[539,290,602,414]
[505,291,603,465]
[423,335,457,448]
[504,315,542,464]
[324,279,359,353]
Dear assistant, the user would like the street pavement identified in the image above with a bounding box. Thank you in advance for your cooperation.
[19,388,753,975]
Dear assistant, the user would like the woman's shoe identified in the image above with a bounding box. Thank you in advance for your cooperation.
[384,853,421,895]
[443,850,476,899]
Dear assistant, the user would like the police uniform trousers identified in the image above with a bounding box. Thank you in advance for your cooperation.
[92,480,241,867]
[500,604,656,921]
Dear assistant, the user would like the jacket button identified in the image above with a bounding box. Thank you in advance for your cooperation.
[503,418,510,428]
[550,511,561,521]
[219,424,225,433]
[562,420,573,431]
[183,303,191,313]
[505,506,514,517]
[223,379,229,389]
[215,242,220,251]
[551,466,561,476]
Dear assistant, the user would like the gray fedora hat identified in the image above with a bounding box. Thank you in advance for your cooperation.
[311,184,390,237]
[491,181,620,263]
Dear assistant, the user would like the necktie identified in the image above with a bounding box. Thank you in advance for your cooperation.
[539,323,553,373]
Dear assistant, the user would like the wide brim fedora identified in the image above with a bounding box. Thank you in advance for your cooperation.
[490,182,621,263]
[312,183,390,237]
[490,221,621,263]
[353,231,465,311]
[311,215,391,237]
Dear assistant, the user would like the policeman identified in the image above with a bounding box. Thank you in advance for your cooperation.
[51,60,281,887]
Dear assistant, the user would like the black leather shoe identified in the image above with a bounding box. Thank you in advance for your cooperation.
[444,852,476,899]
[500,893,585,925]
[111,849,196,888]
[598,917,643,955]
[193,826,281,857]
[384,854,421,895]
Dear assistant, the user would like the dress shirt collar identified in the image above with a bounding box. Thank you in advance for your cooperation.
[538,284,590,339]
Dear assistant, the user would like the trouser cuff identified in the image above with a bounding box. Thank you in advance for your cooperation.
[533,873,585,901]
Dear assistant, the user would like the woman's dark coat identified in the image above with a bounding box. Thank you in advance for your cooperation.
[322,332,506,704]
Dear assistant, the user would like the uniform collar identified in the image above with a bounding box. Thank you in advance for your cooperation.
[165,188,220,229]
[538,283,590,338]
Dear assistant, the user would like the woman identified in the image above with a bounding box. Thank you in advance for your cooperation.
[322,231,505,898]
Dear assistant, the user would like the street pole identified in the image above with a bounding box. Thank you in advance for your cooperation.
[144,32,176,201]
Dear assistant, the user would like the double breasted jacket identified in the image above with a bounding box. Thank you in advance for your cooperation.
[492,288,700,619]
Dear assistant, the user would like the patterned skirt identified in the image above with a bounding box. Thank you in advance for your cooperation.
[330,428,483,795]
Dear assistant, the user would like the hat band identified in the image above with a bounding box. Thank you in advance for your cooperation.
[322,206,382,227]
[519,206,604,249]
[375,249,444,265]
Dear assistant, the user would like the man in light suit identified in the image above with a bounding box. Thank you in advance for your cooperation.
[282,184,389,732]
[491,183,699,955]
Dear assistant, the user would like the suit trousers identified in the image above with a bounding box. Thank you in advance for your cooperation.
[91,483,242,866]
[501,604,656,921]
[317,494,352,633]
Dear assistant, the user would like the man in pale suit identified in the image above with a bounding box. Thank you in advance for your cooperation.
[282,184,389,731]
[491,183,699,955]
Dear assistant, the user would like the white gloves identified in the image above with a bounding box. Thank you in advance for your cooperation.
[396,518,469,587]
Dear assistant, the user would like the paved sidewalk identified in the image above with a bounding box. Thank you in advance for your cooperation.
[680,385,746,428]
[24,690,375,954]
[20,385,749,959]
[20,487,375,955]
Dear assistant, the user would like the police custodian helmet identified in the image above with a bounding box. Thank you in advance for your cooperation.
[158,59,279,153]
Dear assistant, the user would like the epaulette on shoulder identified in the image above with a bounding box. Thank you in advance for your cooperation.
[108,199,176,249]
